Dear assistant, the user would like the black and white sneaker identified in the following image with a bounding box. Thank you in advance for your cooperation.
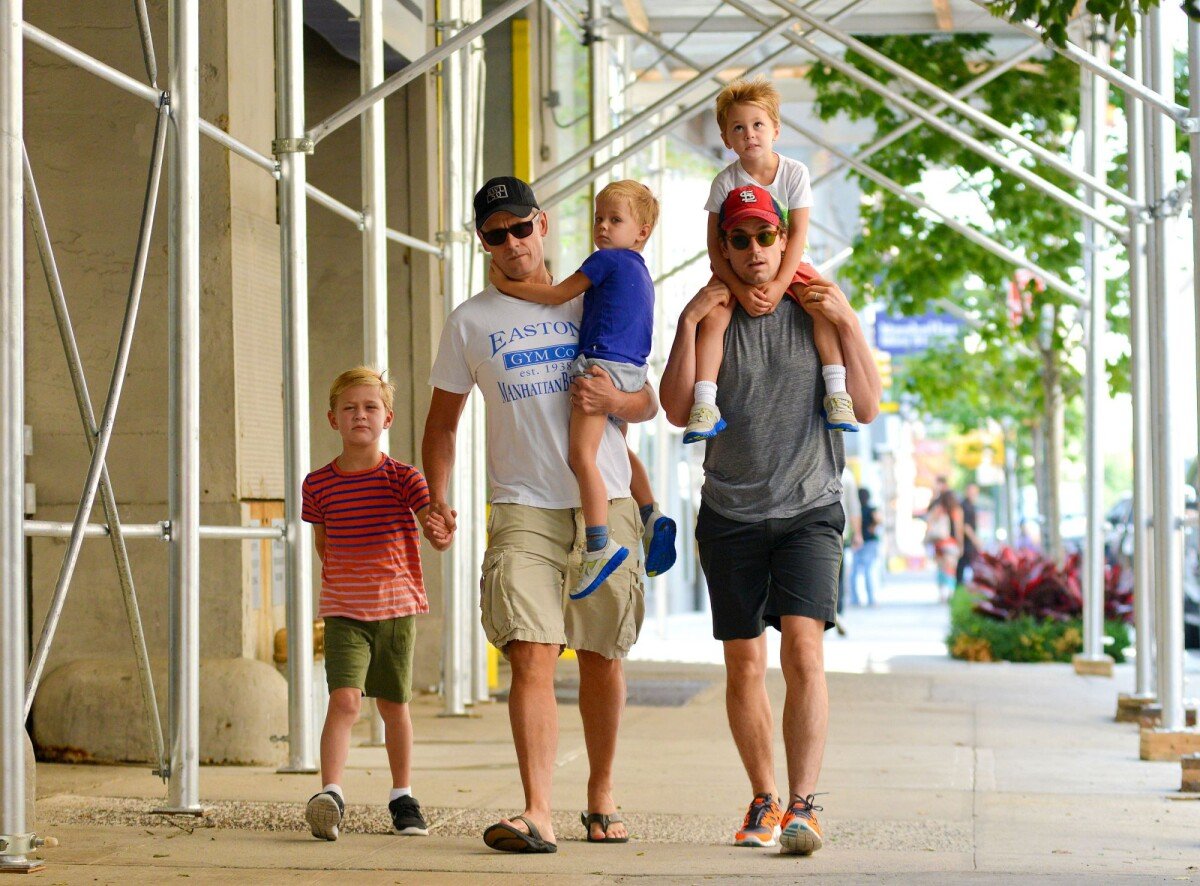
[305,790,345,841]
[389,794,429,836]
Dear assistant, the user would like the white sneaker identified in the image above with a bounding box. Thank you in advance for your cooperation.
[823,394,859,432]
[683,403,727,444]
[572,539,630,600]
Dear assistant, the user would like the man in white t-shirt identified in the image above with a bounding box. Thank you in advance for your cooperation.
[423,176,656,853]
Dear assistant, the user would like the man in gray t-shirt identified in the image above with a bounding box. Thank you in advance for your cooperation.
[661,188,880,856]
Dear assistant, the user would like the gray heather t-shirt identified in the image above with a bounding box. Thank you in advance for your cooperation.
[702,298,844,521]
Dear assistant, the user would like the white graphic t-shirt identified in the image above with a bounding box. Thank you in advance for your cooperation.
[429,286,633,509]
[704,153,814,214]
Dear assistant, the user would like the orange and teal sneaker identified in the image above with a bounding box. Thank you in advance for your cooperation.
[733,792,782,847]
[780,793,824,855]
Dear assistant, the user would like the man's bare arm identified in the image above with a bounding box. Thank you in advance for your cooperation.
[421,387,470,534]
[660,281,732,427]
[571,367,657,424]
[799,280,881,424]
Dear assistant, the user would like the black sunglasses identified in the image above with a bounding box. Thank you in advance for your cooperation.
[728,228,780,250]
[480,211,542,247]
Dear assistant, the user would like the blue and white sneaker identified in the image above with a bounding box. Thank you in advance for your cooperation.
[823,394,859,432]
[571,539,629,600]
[683,403,726,444]
[642,506,677,577]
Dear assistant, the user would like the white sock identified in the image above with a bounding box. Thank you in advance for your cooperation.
[323,783,343,800]
[390,787,412,801]
[822,365,847,396]
[694,381,718,407]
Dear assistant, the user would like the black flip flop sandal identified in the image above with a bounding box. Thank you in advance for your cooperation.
[581,811,629,843]
[482,814,558,853]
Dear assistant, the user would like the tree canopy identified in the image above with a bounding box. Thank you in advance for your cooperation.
[986,1,1196,46]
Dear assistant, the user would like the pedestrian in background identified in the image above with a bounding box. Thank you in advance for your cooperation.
[849,486,880,606]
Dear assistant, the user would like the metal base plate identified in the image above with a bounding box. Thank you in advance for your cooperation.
[149,806,208,817]
[275,766,319,774]
[0,860,45,874]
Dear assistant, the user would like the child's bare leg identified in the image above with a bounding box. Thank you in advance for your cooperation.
[569,408,611,533]
[320,687,362,788]
[376,698,413,789]
[695,299,734,385]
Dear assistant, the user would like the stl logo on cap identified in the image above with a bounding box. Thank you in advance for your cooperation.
[487,184,508,203]
[739,188,757,204]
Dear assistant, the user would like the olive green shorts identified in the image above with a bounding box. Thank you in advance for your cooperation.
[480,497,645,660]
[323,615,415,704]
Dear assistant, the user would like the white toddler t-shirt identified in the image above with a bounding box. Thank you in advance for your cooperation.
[429,285,633,509]
[705,153,814,215]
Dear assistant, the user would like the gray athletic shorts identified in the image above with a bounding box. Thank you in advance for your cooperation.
[570,354,648,393]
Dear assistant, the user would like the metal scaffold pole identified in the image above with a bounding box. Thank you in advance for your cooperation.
[1077,18,1112,672]
[1191,6,1200,566]
[440,0,472,717]
[1126,27,1156,704]
[0,0,38,872]
[1145,5,1187,738]
[275,0,318,773]
[361,0,389,747]
[164,0,203,813]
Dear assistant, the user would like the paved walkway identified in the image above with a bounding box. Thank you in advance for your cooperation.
[22,581,1200,883]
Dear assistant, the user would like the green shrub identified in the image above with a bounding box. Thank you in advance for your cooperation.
[948,585,1131,664]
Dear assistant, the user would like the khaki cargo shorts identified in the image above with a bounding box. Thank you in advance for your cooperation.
[480,497,645,660]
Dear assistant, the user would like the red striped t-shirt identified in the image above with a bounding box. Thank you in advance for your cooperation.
[301,455,431,621]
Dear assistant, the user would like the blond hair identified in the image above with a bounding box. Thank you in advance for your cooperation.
[596,180,659,233]
[714,77,781,132]
[328,366,394,411]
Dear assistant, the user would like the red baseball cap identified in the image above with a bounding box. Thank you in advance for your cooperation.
[718,185,788,231]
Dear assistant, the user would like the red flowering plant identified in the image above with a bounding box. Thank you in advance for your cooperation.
[968,547,1133,623]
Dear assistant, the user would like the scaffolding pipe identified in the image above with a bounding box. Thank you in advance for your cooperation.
[23,102,169,716]
[165,0,202,812]
[275,0,318,773]
[21,119,169,779]
[362,0,388,423]
[809,40,1045,190]
[23,23,444,257]
[1127,29,1155,700]
[1079,20,1109,665]
[1190,13,1200,585]
[1146,6,1186,733]
[0,0,32,870]
[533,13,799,189]
[781,115,1086,303]
[968,0,1190,125]
[134,0,159,89]
[440,3,469,717]
[722,0,1129,240]
[307,0,534,145]
[767,0,1137,210]
[23,522,286,540]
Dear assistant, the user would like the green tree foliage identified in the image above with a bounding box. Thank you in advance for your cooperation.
[807,33,1087,424]
[985,1,1188,46]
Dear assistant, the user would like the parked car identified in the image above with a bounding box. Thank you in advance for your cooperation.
[1104,490,1198,650]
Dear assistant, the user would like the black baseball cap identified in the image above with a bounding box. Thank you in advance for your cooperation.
[474,176,540,230]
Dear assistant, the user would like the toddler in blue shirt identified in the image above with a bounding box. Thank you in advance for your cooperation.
[489,180,673,599]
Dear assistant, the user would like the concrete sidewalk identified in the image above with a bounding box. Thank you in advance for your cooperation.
[24,655,1200,883]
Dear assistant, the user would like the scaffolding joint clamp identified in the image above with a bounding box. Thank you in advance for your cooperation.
[1146,185,1189,219]
[435,230,473,245]
[434,18,466,31]
[0,833,46,856]
[1179,116,1200,134]
[271,137,314,156]
[582,19,605,46]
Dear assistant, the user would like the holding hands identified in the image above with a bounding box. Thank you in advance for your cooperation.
[422,501,457,551]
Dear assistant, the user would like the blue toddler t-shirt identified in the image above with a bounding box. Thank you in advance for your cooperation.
[577,248,654,367]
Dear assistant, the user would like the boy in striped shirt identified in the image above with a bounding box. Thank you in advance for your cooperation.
[301,366,453,841]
